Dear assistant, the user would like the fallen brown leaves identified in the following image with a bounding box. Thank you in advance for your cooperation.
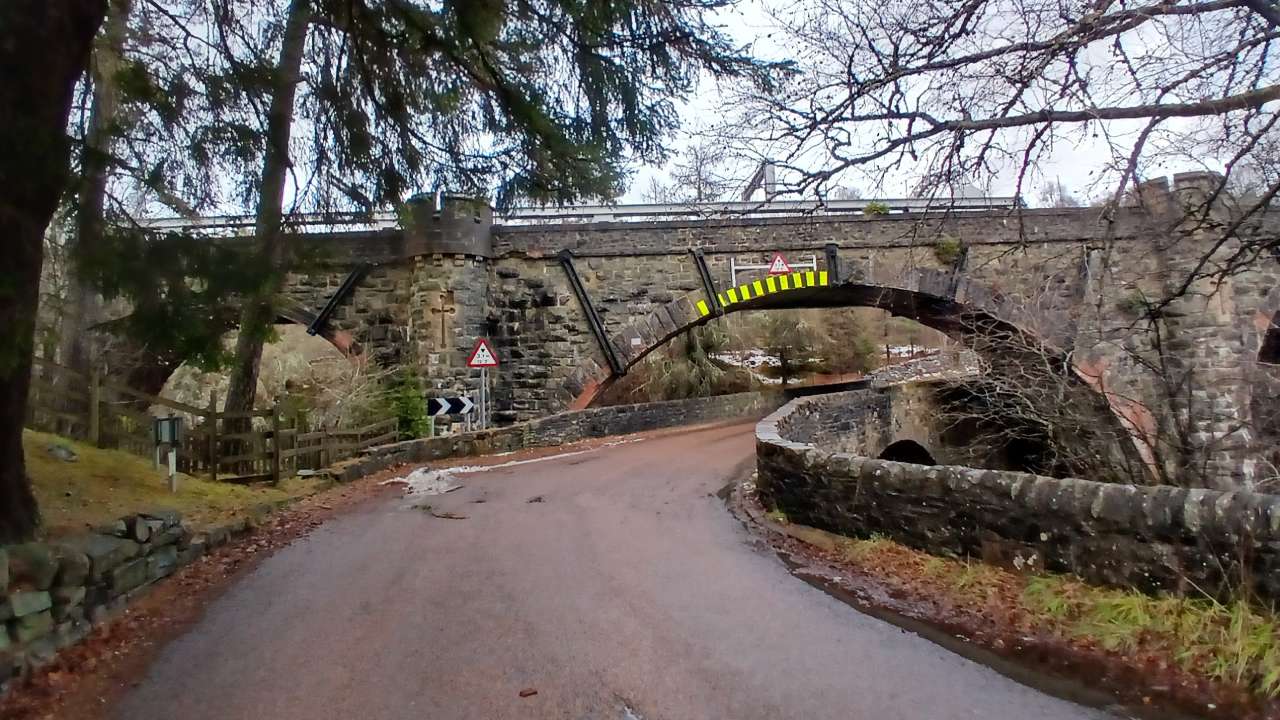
[0,465,408,720]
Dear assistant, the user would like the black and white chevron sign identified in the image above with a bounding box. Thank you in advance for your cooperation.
[427,396,476,417]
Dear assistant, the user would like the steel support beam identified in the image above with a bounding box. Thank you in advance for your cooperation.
[308,262,371,336]
[824,243,841,284]
[690,249,723,317]
[558,250,625,376]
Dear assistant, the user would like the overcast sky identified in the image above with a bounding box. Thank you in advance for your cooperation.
[621,0,1224,207]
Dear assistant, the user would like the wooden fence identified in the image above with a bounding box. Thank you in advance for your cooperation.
[25,357,398,484]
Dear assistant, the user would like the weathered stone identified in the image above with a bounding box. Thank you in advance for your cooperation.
[60,533,140,581]
[6,591,51,618]
[0,549,7,595]
[52,547,91,587]
[6,543,59,590]
[147,546,178,581]
[10,610,54,643]
[54,619,90,649]
[51,586,85,608]
[20,635,58,669]
[148,525,185,550]
[108,558,149,594]
[93,519,129,538]
[141,509,182,528]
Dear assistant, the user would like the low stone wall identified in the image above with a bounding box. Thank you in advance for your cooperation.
[780,384,960,464]
[0,504,280,692]
[757,392,1280,601]
[336,390,785,481]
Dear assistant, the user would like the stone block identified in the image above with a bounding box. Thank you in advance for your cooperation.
[20,635,58,669]
[6,591,51,618]
[6,543,59,590]
[10,610,54,643]
[51,586,85,608]
[147,546,178,581]
[109,558,149,594]
[54,620,90,649]
[53,548,90,588]
[61,533,140,581]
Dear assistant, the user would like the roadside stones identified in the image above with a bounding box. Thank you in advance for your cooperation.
[147,546,178,581]
[6,591,51,618]
[7,543,59,590]
[10,611,53,644]
[108,558,148,594]
[62,533,139,582]
[53,548,90,588]
[760,389,1280,604]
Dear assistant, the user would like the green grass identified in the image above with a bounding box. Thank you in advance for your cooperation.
[787,524,1280,700]
[1023,575,1280,696]
[26,430,328,536]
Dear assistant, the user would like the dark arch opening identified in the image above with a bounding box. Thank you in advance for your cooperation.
[1261,312,1280,365]
[878,439,937,465]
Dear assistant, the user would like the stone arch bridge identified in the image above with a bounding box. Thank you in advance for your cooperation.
[131,174,1279,488]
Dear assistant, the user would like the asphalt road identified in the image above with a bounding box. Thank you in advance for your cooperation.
[111,422,1110,720]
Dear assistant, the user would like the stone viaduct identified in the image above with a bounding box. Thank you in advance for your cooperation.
[131,173,1280,489]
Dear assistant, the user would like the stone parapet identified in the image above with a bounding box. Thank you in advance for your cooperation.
[756,391,1280,602]
[0,503,282,694]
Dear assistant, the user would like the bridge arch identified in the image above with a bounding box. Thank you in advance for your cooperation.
[562,267,1054,410]
[108,298,364,401]
[877,439,937,466]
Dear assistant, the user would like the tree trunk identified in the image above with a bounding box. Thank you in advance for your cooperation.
[0,1,106,542]
[223,0,311,421]
[61,0,128,378]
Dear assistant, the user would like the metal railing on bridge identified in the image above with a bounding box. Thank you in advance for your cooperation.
[133,196,1021,237]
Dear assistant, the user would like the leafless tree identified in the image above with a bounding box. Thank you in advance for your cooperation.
[938,312,1264,488]
[720,0,1278,277]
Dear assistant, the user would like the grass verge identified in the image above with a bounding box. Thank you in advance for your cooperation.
[26,430,328,537]
[796,527,1280,704]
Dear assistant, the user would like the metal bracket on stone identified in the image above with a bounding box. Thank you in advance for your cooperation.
[824,243,841,284]
[690,249,723,317]
[558,250,626,376]
[947,246,970,298]
[308,262,372,336]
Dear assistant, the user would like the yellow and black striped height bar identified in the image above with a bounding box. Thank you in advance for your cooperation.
[696,270,830,317]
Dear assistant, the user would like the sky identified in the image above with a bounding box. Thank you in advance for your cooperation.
[621,0,1235,207]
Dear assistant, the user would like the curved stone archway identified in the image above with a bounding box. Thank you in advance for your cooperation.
[878,439,938,465]
[104,298,365,402]
[562,267,1052,410]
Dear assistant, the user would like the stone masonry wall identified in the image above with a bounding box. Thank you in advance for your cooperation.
[335,390,785,481]
[757,391,1280,601]
[258,178,1280,488]
[0,504,279,693]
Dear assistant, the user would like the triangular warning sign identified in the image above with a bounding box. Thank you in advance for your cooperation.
[467,338,499,368]
[767,253,792,275]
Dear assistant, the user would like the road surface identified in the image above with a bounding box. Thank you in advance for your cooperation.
[112,422,1111,720]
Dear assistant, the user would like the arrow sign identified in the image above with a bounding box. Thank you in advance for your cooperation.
[767,252,792,275]
[467,338,499,368]
[427,396,475,416]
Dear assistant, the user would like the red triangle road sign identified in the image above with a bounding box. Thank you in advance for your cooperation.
[467,338,499,367]
[767,252,792,275]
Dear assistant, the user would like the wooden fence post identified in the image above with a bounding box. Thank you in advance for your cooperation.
[88,367,101,447]
[320,427,328,468]
[208,390,219,482]
[271,402,282,485]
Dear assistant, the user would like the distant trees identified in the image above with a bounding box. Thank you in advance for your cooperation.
[642,139,737,203]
